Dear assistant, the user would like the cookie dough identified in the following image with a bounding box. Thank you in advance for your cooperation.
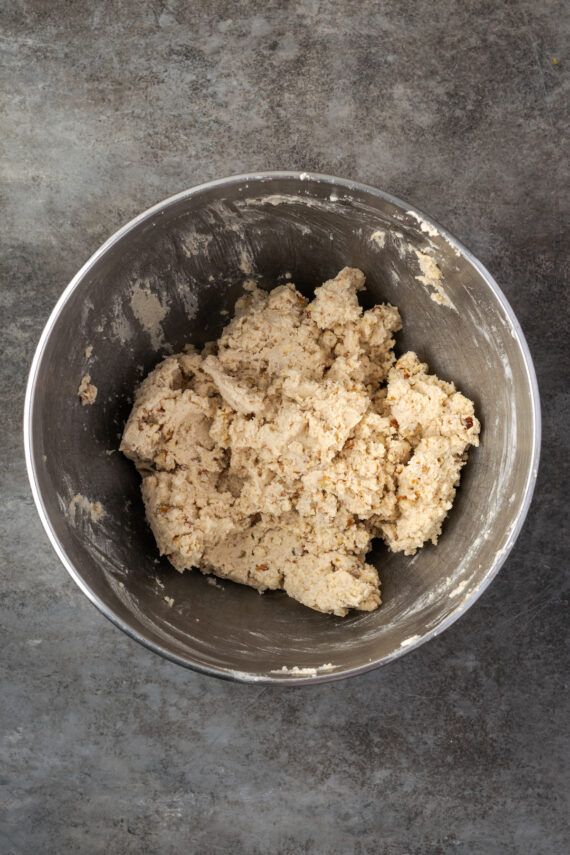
[121,268,480,616]
[78,374,97,405]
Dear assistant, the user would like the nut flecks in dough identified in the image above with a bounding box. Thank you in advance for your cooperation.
[121,268,480,616]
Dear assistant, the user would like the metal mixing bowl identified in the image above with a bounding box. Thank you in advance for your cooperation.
[24,172,540,684]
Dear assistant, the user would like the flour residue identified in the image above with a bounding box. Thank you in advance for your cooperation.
[271,663,335,676]
[109,299,134,344]
[239,248,254,275]
[449,579,469,598]
[174,274,199,320]
[178,231,213,257]
[406,210,439,237]
[130,283,169,349]
[386,229,414,260]
[69,493,104,522]
[243,194,327,209]
[414,250,456,310]
[370,229,386,249]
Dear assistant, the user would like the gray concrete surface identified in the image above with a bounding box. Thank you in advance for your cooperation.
[2,1,569,853]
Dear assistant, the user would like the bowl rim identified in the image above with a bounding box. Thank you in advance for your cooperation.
[23,170,542,685]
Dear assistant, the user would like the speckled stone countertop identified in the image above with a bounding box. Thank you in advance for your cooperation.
[2,2,568,853]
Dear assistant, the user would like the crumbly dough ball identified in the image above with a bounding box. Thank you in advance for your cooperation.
[121,268,479,616]
[78,374,97,405]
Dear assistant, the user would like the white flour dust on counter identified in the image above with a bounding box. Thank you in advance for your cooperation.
[121,268,480,617]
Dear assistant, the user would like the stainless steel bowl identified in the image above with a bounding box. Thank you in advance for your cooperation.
[24,172,540,684]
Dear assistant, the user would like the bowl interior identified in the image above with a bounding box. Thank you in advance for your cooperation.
[26,174,538,681]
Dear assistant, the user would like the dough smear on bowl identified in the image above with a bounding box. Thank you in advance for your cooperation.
[121,268,480,616]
